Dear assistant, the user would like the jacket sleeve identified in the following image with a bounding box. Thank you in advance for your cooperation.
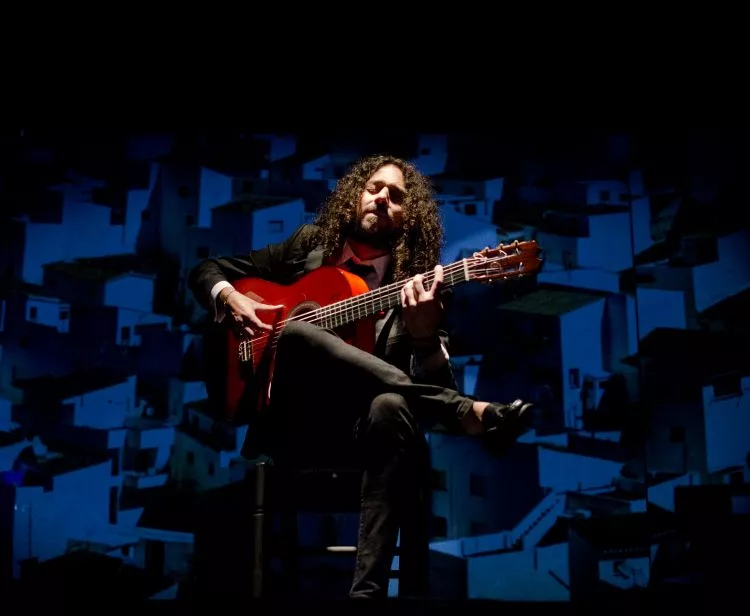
[187,224,317,313]
[410,328,460,390]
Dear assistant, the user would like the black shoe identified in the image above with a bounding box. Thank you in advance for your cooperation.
[481,399,534,456]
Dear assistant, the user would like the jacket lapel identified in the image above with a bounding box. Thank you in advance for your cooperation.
[304,247,325,273]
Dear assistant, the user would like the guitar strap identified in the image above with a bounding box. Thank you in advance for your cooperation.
[373,308,398,358]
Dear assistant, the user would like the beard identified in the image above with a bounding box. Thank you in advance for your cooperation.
[349,213,403,251]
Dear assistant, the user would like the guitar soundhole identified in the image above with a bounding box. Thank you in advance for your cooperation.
[288,301,320,319]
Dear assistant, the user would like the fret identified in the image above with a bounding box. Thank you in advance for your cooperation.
[306,268,468,329]
[287,243,536,331]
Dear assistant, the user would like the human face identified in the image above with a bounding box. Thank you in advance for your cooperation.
[352,164,406,249]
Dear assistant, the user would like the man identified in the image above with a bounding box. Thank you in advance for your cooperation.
[188,154,533,600]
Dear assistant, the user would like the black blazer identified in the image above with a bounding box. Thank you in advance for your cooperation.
[188,224,459,392]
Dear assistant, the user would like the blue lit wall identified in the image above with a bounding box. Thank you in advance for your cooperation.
[0,128,748,605]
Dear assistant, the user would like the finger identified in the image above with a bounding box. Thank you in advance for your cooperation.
[234,310,271,332]
[250,315,273,331]
[403,284,417,307]
[401,287,407,309]
[430,265,444,294]
[258,303,284,311]
[413,274,426,297]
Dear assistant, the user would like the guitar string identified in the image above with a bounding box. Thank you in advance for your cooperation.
[244,253,525,355]
[243,248,530,355]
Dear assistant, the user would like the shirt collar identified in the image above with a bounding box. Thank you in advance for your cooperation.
[336,240,392,283]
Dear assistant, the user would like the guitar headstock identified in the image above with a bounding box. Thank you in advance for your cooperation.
[467,239,544,284]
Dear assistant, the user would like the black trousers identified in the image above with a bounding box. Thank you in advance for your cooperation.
[260,320,476,599]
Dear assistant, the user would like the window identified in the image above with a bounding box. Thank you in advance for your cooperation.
[431,515,448,538]
[268,220,284,234]
[530,366,559,400]
[109,487,118,524]
[145,540,165,573]
[133,450,152,473]
[322,515,338,546]
[18,558,40,579]
[469,473,486,498]
[669,426,685,443]
[110,207,125,225]
[110,449,120,476]
[713,374,741,398]
[569,368,580,389]
[430,468,447,491]
[563,250,575,269]
[92,187,118,206]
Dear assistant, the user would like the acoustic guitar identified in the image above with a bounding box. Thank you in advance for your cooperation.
[218,239,543,422]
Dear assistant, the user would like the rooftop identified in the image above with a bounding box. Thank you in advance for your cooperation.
[211,195,292,213]
[0,426,26,447]
[499,286,605,316]
[136,486,201,534]
[569,512,657,549]
[9,445,112,484]
[699,286,750,322]
[499,202,630,233]
[14,366,132,400]
[42,253,159,281]
[19,550,173,598]
[624,327,750,375]
[13,280,65,300]
[566,433,631,463]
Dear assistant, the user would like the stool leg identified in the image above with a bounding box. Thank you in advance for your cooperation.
[398,437,432,598]
[251,461,267,599]
[279,507,300,594]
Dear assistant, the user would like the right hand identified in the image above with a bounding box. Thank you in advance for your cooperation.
[226,291,283,336]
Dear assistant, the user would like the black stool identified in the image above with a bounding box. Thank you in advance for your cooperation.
[250,439,432,599]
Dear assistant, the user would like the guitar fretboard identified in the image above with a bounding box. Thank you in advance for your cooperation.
[296,263,469,330]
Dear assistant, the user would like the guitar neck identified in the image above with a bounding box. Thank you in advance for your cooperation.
[300,262,471,330]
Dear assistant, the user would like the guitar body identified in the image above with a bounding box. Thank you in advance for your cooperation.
[205,238,544,423]
[224,266,375,422]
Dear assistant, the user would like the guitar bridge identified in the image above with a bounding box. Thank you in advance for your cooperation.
[238,339,251,362]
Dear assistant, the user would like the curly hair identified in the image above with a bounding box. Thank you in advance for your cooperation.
[312,154,444,282]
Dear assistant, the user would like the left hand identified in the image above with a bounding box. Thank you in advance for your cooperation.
[401,265,445,339]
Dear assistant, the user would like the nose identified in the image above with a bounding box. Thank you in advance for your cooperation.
[374,186,390,202]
